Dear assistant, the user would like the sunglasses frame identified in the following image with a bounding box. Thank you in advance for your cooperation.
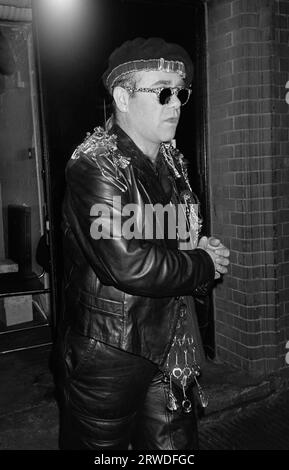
[124,86,192,106]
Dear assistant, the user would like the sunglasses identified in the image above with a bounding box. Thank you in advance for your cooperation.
[125,86,192,106]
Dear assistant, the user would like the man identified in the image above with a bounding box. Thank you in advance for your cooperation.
[54,37,230,450]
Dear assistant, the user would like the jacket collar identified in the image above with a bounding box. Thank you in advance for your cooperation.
[110,123,160,174]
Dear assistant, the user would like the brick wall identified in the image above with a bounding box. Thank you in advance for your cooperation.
[274,0,289,371]
[206,0,289,375]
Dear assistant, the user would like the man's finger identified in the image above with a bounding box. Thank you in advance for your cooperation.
[198,236,208,249]
[216,265,228,274]
[209,237,221,247]
[215,248,230,257]
[216,257,230,266]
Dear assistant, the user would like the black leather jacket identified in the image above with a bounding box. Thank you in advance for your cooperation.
[61,124,215,367]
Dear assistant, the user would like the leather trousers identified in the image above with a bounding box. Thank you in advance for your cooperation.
[54,328,199,450]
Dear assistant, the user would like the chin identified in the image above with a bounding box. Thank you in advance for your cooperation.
[160,130,176,143]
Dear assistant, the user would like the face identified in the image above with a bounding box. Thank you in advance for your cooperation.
[125,70,185,156]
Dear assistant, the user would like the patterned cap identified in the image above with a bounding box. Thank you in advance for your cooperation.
[102,37,193,94]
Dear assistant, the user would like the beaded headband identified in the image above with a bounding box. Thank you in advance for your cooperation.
[106,58,186,94]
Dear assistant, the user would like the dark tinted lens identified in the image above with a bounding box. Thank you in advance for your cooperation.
[177,88,190,105]
[159,88,172,105]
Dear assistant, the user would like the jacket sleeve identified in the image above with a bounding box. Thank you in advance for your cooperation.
[64,152,215,298]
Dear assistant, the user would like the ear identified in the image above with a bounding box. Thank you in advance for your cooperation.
[113,86,130,113]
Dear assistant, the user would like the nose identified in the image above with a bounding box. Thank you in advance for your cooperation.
[168,91,182,109]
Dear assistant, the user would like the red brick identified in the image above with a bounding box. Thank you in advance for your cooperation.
[212,117,234,133]
[232,71,271,86]
[211,61,233,78]
[238,278,276,294]
[237,251,276,265]
[220,133,230,145]
[246,318,264,333]
[283,223,289,236]
[279,311,289,327]
[240,343,264,361]
[233,56,274,74]
[248,291,277,307]
[247,359,265,374]
[216,346,244,367]
[233,28,268,43]
[252,265,277,279]
[273,128,289,141]
[215,296,236,310]
[212,43,272,62]
[233,86,260,100]
[231,313,248,331]
[219,236,232,250]
[281,169,289,183]
[235,170,272,185]
[207,0,289,373]
[272,156,289,170]
[280,114,289,127]
[276,43,289,59]
[211,105,228,120]
[215,145,235,158]
[210,89,233,106]
[278,183,289,197]
[235,197,274,212]
[213,199,236,212]
[271,113,281,126]
[238,13,260,28]
[239,304,277,319]
[230,238,274,252]
[281,263,289,276]
[232,0,266,15]
[231,211,274,226]
[227,98,271,115]
[211,2,232,22]
[234,114,272,129]
[240,331,262,347]
[236,225,275,240]
[279,2,289,15]
[230,152,273,167]
[279,236,289,249]
[283,247,289,259]
[279,288,289,302]
[249,184,275,198]
[215,16,241,36]
[210,33,233,51]
[280,29,289,43]
[280,142,289,156]
[229,185,247,199]
[275,14,289,29]
[217,322,242,342]
[272,100,288,113]
[262,318,279,331]
[212,74,234,91]
[231,264,251,280]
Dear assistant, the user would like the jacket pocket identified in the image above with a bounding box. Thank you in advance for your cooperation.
[63,328,97,380]
[75,290,125,349]
[78,290,124,317]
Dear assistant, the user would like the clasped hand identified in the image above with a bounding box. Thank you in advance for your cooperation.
[198,236,230,280]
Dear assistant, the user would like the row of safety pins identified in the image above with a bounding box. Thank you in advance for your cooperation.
[165,336,208,413]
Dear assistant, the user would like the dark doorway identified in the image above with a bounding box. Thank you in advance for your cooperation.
[34,0,214,357]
